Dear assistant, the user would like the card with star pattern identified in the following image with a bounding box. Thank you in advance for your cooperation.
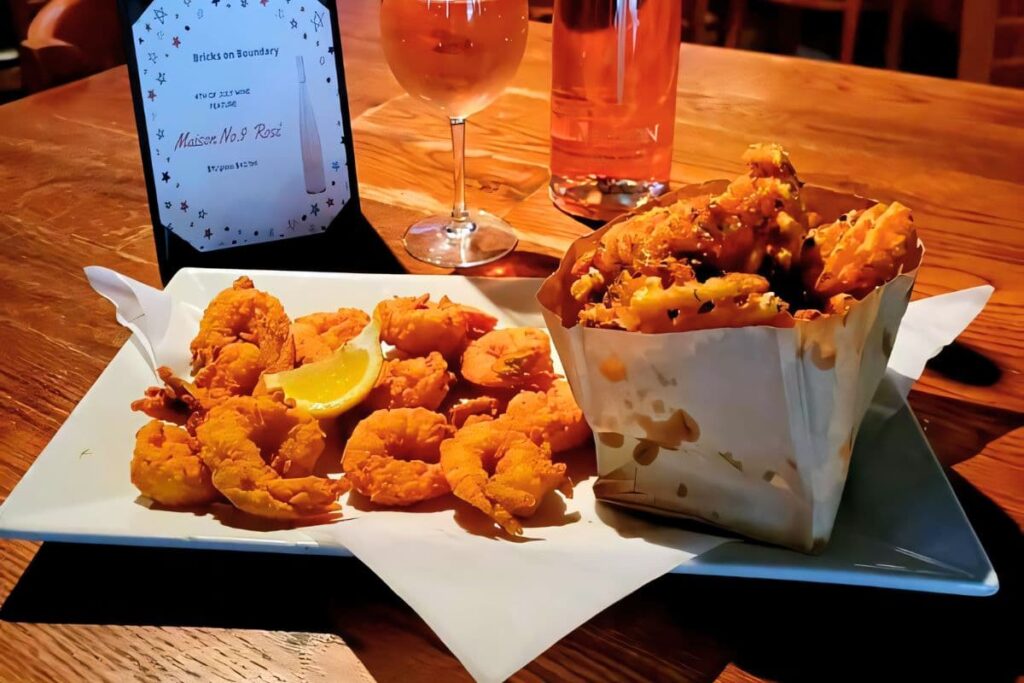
[118,0,390,282]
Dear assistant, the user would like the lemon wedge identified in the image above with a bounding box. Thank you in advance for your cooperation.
[263,318,383,418]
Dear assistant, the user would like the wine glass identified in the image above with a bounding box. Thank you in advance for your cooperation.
[380,0,528,268]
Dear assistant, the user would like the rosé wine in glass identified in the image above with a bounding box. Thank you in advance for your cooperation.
[380,0,528,267]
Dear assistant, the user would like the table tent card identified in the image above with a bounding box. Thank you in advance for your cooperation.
[118,0,399,281]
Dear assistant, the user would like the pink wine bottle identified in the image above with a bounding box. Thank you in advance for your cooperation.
[297,56,326,194]
[549,0,681,221]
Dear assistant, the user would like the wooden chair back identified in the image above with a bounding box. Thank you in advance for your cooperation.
[959,0,1024,86]
[19,0,123,93]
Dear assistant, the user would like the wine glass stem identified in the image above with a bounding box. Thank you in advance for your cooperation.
[448,117,474,239]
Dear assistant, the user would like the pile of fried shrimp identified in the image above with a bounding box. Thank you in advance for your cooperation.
[129,276,591,536]
[569,143,919,333]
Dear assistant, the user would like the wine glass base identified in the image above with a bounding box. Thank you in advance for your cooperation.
[402,210,519,268]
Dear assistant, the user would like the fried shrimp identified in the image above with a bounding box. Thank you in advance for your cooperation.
[292,308,370,365]
[363,352,454,411]
[133,343,267,434]
[487,440,572,518]
[132,366,206,429]
[131,420,219,507]
[135,299,287,431]
[801,202,917,300]
[460,328,555,390]
[446,394,503,429]
[207,395,325,477]
[192,342,263,399]
[342,408,453,506]
[189,276,293,374]
[195,396,346,519]
[440,419,570,536]
[503,380,591,453]
[375,295,497,359]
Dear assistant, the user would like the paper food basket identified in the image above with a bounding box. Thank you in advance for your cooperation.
[538,182,923,552]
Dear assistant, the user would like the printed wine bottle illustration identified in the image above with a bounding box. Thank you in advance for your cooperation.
[297,56,327,194]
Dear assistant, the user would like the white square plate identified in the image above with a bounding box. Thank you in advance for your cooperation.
[0,268,997,596]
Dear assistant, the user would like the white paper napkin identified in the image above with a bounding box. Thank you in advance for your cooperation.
[886,285,994,397]
[312,486,728,682]
[86,267,993,682]
[84,266,202,377]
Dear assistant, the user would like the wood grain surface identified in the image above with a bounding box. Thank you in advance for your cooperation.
[0,1,1021,681]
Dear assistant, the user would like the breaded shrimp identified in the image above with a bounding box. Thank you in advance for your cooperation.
[131,366,205,427]
[460,328,555,390]
[195,396,346,519]
[503,380,591,453]
[375,295,497,359]
[342,408,453,506]
[133,346,262,437]
[190,276,293,374]
[362,352,454,411]
[292,308,370,365]
[440,418,570,535]
[131,420,219,507]
[486,440,571,519]
[446,394,503,429]
[192,342,263,399]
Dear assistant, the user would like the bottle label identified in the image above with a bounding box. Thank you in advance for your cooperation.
[130,0,352,251]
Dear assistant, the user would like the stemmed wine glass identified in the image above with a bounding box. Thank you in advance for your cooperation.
[379,0,528,268]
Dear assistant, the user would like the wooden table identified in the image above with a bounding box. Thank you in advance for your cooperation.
[1,2,1022,681]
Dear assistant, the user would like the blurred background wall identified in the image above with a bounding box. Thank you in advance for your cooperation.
[0,0,1019,104]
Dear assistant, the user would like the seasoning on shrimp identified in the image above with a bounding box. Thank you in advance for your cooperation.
[342,408,453,506]
[460,327,555,390]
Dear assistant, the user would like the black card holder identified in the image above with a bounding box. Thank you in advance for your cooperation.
[116,0,403,283]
